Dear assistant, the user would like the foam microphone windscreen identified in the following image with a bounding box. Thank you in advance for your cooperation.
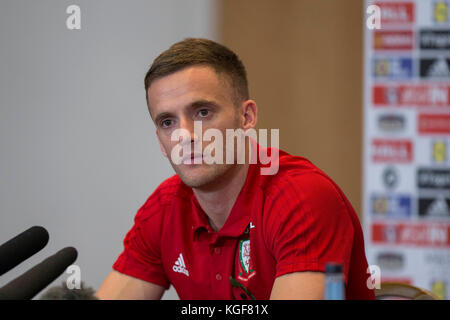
[0,226,49,276]
[39,281,98,300]
[0,247,78,300]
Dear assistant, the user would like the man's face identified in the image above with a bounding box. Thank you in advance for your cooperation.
[147,65,243,188]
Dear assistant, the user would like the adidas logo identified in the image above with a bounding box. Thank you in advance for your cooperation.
[427,58,450,77]
[172,253,189,276]
[427,196,449,216]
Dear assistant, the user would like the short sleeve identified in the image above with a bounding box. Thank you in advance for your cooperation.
[264,172,355,283]
[113,196,170,289]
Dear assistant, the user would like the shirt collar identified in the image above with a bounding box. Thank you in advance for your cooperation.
[190,159,260,240]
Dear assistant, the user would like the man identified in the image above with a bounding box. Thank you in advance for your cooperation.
[96,38,375,300]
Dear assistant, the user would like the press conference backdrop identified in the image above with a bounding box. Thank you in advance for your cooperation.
[0,0,218,299]
[363,0,450,300]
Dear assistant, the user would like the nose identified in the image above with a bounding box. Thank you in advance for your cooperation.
[178,117,201,146]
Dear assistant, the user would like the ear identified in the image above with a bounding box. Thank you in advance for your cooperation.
[240,100,258,130]
[155,129,168,158]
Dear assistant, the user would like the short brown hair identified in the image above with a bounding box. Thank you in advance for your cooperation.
[144,38,249,106]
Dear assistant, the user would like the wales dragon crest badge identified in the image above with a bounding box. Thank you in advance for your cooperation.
[238,239,255,281]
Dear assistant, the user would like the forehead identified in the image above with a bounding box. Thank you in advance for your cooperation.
[147,65,233,118]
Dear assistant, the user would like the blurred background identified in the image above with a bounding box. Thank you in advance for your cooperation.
[0,0,448,299]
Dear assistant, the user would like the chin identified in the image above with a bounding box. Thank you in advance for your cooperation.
[174,164,232,189]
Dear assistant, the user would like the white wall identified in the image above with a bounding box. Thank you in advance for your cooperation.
[0,0,218,299]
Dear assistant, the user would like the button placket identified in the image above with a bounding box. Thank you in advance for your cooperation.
[210,238,226,285]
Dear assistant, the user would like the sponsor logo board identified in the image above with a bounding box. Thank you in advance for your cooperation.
[420,57,450,78]
[377,113,407,133]
[382,166,400,189]
[420,29,450,49]
[372,222,450,247]
[431,139,448,164]
[373,57,413,79]
[375,1,415,25]
[417,168,450,189]
[372,139,413,163]
[376,252,406,271]
[373,85,450,107]
[418,114,450,134]
[371,193,412,219]
[433,0,450,24]
[373,30,414,50]
[418,196,450,217]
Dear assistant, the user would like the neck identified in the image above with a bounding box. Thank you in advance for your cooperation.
[193,162,250,232]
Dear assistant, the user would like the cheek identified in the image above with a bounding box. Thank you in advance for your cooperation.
[163,137,179,153]
[157,132,174,155]
[211,111,241,131]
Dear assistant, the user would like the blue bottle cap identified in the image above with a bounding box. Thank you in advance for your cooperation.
[325,263,343,274]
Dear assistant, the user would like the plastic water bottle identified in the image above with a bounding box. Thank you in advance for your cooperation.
[325,262,345,300]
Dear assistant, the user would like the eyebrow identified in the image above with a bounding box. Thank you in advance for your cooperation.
[190,99,219,109]
[154,112,173,126]
[154,99,219,125]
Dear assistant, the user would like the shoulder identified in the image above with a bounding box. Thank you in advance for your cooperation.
[135,174,190,223]
[260,149,343,203]
[126,174,191,251]
[259,150,355,231]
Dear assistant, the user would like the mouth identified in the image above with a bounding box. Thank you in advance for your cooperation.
[182,153,203,165]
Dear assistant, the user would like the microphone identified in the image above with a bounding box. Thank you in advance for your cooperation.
[39,281,98,300]
[0,247,78,300]
[0,226,49,276]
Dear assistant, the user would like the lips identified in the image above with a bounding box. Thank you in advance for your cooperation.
[182,153,203,165]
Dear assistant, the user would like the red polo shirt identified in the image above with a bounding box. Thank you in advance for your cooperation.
[113,147,375,300]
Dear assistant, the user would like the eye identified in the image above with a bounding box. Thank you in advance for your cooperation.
[160,119,173,128]
[198,109,210,117]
